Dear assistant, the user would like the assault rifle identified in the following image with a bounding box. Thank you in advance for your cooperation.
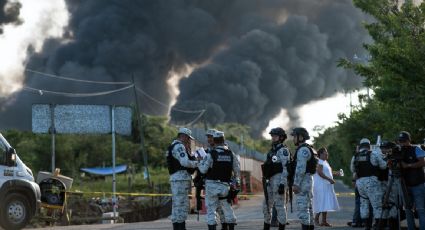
[287,159,296,213]
[261,164,269,210]
[287,177,293,213]
[227,179,240,205]
[193,170,205,221]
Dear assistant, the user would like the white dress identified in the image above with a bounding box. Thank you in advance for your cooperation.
[313,159,340,213]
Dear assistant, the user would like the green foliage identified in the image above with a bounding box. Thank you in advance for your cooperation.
[72,167,170,194]
[339,0,425,139]
[319,0,425,185]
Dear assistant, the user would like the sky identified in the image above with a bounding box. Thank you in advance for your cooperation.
[264,90,364,139]
[0,0,372,138]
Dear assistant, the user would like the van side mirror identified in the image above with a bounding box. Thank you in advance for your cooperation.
[5,147,16,167]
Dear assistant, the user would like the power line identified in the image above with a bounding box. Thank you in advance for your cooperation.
[185,109,206,126]
[135,86,205,114]
[25,68,132,85]
[24,68,205,119]
[23,84,134,97]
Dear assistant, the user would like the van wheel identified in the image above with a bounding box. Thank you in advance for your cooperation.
[0,193,31,230]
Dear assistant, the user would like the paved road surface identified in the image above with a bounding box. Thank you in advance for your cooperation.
[27,180,357,229]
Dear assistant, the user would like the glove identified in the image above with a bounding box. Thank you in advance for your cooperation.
[278,184,285,195]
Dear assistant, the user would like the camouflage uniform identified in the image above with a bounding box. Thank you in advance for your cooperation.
[198,145,241,227]
[205,146,226,225]
[293,145,314,226]
[263,143,290,225]
[169,140,198,224]
[355,149,387,221]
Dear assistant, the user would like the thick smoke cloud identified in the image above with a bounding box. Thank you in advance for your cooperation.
[0,0,369,136]
[171,0,370,136]
[0,0,21,34]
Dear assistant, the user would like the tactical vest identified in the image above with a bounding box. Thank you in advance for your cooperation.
[262,144,285,179]
[354,150,377,178]
[402,146,425,186]
[293,143,318,174]
[166,142,196,175]
[206,147,233,182]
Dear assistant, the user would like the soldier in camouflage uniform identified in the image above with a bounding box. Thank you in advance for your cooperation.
[262,127,290,230]
[290,127,316,230]
[167,127,199,230]
[206,130,227,230]
[199,131,241,230]
[353,138,387,230]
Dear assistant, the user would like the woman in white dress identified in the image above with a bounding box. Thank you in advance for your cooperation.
[313,147,341,227]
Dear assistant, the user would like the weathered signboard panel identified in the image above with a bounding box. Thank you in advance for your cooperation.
[32,104,132,135]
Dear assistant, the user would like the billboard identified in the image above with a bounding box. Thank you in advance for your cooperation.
[32,104,132,135]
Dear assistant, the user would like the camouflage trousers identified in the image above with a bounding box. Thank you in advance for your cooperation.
[205,180,236,225]
[263,174,287,225]
[216,205,225,223]
[357,176,383,219]
[170,180,191,223]
[295,176,314,226]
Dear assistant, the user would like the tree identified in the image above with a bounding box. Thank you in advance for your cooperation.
[339,0,425,140]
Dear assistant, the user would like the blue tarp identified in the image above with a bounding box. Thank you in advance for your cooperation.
[80,165,127,176]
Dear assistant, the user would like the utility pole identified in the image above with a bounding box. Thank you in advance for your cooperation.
[132,75,151,186]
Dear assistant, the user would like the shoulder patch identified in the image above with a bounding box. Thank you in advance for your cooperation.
[302,149,309,158]
[282,149,289,156]
[180,152,186,158]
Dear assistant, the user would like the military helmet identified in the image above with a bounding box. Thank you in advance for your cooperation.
[205,129,217,136]
[213,131,225,139]
[359,138,371,145]
[269,127,286,137]
[290,127,310,140]
[178,127,194,139]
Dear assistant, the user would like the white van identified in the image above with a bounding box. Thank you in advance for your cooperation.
[0,133,41,230]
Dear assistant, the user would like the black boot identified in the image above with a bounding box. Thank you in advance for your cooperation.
[228,223,235,230]
[301,224,309,230]
[263,222,271,230]
[363,218,372,230]
[208,225,217,230]
[172,222,179,230]
[278,222,286,230]
[389,218,399,230]
[309,225,315,230]
[375,218,387,229]
[221,223,228,230]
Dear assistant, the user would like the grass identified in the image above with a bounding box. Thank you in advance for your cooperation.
[70,167,170,197]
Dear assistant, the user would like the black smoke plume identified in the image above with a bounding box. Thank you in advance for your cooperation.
[0,0,369,136]
[171,0,370,136]
[0,0,21,34]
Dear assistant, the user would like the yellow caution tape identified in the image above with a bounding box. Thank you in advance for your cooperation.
[66,191,173,197]
[60,190,355,198]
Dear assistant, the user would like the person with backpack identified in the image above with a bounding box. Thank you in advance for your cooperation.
[290,127,317,230]
[198,131,241,230]
[167,127,199,230]
[261,127,291,230]
[353,138,387,230]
